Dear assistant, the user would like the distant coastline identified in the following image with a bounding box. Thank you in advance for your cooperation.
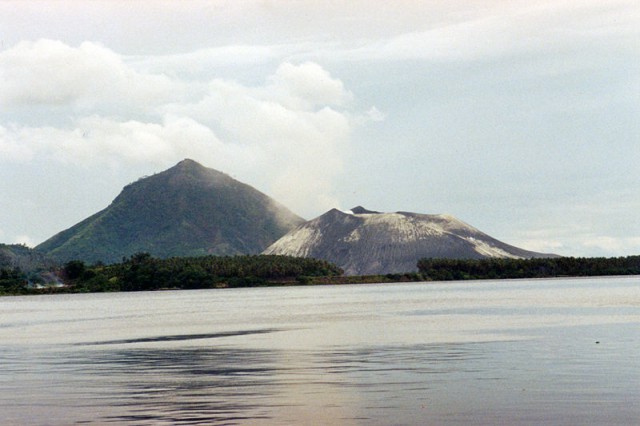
[2,254,639,297]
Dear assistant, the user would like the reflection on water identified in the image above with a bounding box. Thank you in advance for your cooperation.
[3,342,495,425]
[68,347,281,425]
[1,277,640,425]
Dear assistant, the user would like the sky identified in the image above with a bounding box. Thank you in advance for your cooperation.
[1,0,639,257]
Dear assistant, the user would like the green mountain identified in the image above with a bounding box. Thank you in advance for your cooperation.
[36,159,305,264]
[0,243,55,272]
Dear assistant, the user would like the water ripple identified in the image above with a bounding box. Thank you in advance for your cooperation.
[77,328,284,346]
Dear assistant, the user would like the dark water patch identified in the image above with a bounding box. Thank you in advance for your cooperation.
[77,328,283,346]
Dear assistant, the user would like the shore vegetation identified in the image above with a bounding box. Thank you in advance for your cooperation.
[2,254,640,296]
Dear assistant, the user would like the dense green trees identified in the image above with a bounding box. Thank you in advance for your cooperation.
[417,255,640,281]
[0,268,28,294]
[2,254,343,294]
[3,254,640,296]
[63,260,86,280]
[69,254,344,292]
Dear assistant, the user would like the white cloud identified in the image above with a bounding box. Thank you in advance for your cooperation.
[320,0,639,63]
[0,125,34,162]
[582,236,640,255]
[161,62,355,216]
[365,106,386,122]
[129,45,281,80]
[0,39,182,111]
[3,115,247,169]
[1,44,365,218]
[515,239,566,255]
[267,62,353,111]
[513,223,640,258]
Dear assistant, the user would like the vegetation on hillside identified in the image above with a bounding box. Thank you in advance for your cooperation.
[0,243,55,272]
[417,255,640,281]
[0,244,61,295]
[36,159,304,264]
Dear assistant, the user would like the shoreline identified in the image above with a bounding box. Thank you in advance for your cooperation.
[3,272,639,297]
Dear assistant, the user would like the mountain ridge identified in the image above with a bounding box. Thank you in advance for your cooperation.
[36,159,305,264]
[0,243,56,272]
[264,206,557,275]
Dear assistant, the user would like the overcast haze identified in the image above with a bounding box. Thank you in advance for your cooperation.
[1,0,639,257]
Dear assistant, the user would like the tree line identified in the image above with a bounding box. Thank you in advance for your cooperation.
[417,255,640,281]
[3,254,640,296]
[0,268,28,295]
[63,253,343,292]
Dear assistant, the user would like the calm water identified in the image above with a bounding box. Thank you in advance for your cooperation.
[1,277,639,425]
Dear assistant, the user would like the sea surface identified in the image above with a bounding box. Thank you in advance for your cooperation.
[1,277,639,425]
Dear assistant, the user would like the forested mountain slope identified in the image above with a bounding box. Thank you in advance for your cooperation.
[37,159,304,264]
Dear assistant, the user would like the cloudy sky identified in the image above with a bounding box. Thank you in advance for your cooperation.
[1,0,639,257]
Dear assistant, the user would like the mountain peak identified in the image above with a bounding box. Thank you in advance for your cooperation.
[173,158,203,170]
[265,207,557,275]
[167,158,214,177]
[37,160,304,264]
[350,206,381,214]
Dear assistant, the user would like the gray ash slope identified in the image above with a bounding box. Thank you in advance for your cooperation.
[263,206,557,275]
[37,159,305,264]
